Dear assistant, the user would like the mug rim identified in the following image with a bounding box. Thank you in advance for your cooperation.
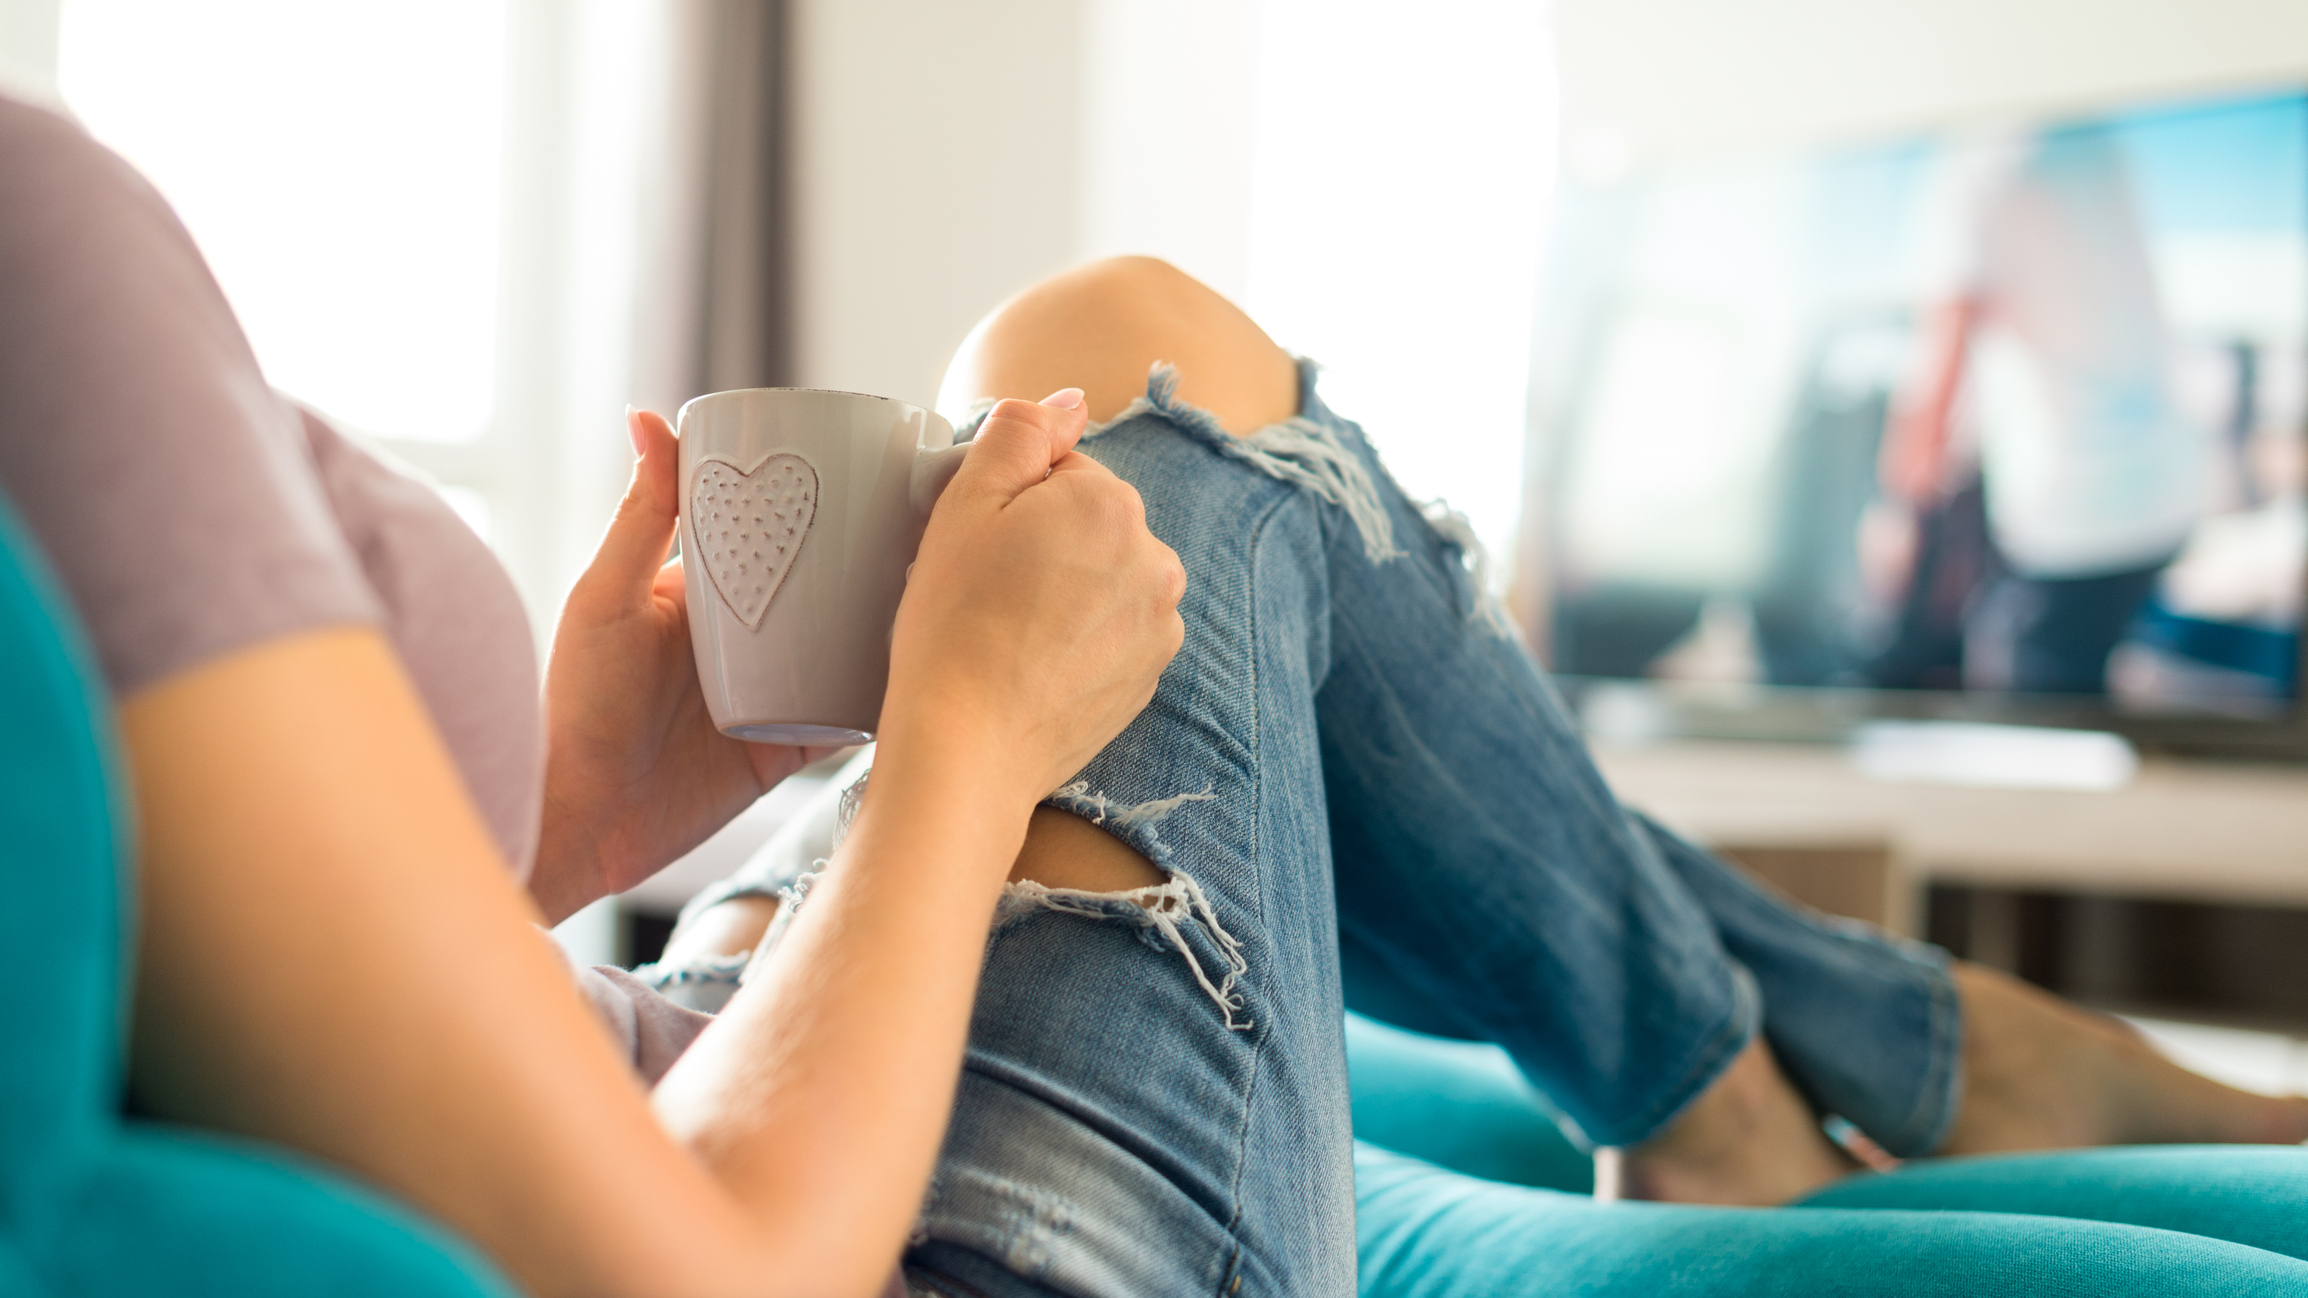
[675,385,951,434]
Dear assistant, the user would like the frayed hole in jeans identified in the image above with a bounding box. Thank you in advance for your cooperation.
[999,871,1253,1031]
[1090,361,1405,565]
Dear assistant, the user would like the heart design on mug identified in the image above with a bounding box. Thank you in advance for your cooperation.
[692,453,819,629]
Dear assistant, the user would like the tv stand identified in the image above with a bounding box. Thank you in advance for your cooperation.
[1595,736,2308,919]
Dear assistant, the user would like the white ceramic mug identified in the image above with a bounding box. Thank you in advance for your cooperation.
[676,387,967,744]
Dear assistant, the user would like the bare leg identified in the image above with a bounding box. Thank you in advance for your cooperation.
[659,810,1165,974]
[656,895,781,967]
[1597,1037,1854,1205]
[948,257,1849,1204]
[942,256,2307,1207]
[940,255,1301,436]
[938,255,1281,904]
[1938,962,2308,1154]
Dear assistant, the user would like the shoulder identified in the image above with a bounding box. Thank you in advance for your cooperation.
[0,94,379,696]
[0,92,104,181]
[0,94,199,282]
[0,94,260,382]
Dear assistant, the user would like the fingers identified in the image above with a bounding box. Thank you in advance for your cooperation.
[576,408,681,611]
[950,389,1089,505]
[651,555,687,605]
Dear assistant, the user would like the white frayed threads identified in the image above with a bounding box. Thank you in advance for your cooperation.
[831,768,870,851]
[1031,782,1246,1025]
[1235,416,1403,565]
[1094,363,1404,565]
[1051,780,1215,828]
[737,866,823,985]
[1419,499,1523,642]
[1002,872,1253,1031]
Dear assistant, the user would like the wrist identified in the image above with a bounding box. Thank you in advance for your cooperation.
[874,687,1054,810]
[866,706,1046,874]
[529,782,611,926]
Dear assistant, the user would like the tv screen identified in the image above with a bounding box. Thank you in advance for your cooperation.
[1532,86,2308,741]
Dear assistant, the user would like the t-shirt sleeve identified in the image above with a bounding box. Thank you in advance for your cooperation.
[1910,133,2029,305]
[0,95,379,696]
[566,960,717,1088]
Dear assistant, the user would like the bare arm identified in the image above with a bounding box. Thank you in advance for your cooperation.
[655,390,1184,1287]
[124,628,762,1297]
[1881,296,1981,506]
[1858,297,1982,602]
[123,392,1182,1297]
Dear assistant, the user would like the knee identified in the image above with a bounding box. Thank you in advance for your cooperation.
[1060,254,1210,317]
[993,255,1219,350]
[941,256,1300,437]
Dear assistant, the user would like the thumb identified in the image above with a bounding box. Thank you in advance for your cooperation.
[948,389,1088,507]
[577,407,681,610]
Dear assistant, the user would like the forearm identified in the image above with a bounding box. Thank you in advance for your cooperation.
[527,795,609,926]
[650,716,1036,1293]
[1883,296,1979,502]
[570,386,1177,1289]
[121,630,778,1298]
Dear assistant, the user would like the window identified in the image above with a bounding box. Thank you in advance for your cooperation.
[47,0,660,962]
[58,0,508,442]
[1243,0,1557,574]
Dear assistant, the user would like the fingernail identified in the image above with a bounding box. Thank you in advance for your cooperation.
[1040,387,1084,410]
[625,405,646,458]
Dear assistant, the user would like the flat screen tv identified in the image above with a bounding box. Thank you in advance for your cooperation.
[1529,84,2308,758]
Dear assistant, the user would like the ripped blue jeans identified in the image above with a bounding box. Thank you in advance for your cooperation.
[666,364,1959,1298]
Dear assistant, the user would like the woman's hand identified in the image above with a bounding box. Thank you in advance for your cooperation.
[531,408,839,925]
[655,391,1182,1282]
[876,390,1186,812]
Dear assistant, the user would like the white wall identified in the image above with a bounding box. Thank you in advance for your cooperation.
[0,0,56,75]
[784,0,2308,563]
[1556,0,2308,168]
[0,0,58,104]
[784,0,1083,407]
[787,0,1557,569]
[1073,0,1260,304]
[1239,0,1556,568]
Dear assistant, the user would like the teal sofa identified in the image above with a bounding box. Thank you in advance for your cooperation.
[0,498,513,1297]
[8,487,2308,1296]
[1346,1002,2308,1294]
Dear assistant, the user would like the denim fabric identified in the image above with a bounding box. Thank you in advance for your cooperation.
[902,365,1964,1298]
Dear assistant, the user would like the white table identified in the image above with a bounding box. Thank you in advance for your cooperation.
[1592,738,2308,919]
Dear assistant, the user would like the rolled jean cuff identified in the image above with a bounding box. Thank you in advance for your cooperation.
[1604,960,1765,1149]
[1849,938,1963,1158]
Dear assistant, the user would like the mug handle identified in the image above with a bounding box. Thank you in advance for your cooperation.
[909,442,971,514]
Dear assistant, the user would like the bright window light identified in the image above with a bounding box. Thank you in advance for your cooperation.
[57,1,507,442]
[1244,0,1558,577]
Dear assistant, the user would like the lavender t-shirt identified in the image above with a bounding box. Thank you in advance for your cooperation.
[0,92,544,867]
[0,95,721,1080]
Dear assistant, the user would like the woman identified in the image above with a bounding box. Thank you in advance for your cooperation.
[0,91,1180,1298]
[5,89,2304,1298]
[663,254,2308,1296]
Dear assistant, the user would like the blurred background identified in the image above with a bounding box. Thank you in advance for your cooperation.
[0,0,1558,636]
[6,0,2308,1083]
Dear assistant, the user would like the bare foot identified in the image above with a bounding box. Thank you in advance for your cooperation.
[1937,962,2308,1155]
[1595,1035,1854,1205]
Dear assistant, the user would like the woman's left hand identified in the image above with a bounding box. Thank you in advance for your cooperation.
[530,407,839,925]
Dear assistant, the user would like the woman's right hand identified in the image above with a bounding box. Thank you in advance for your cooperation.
[880,389,1185,810]
[651,391,1184,1281]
